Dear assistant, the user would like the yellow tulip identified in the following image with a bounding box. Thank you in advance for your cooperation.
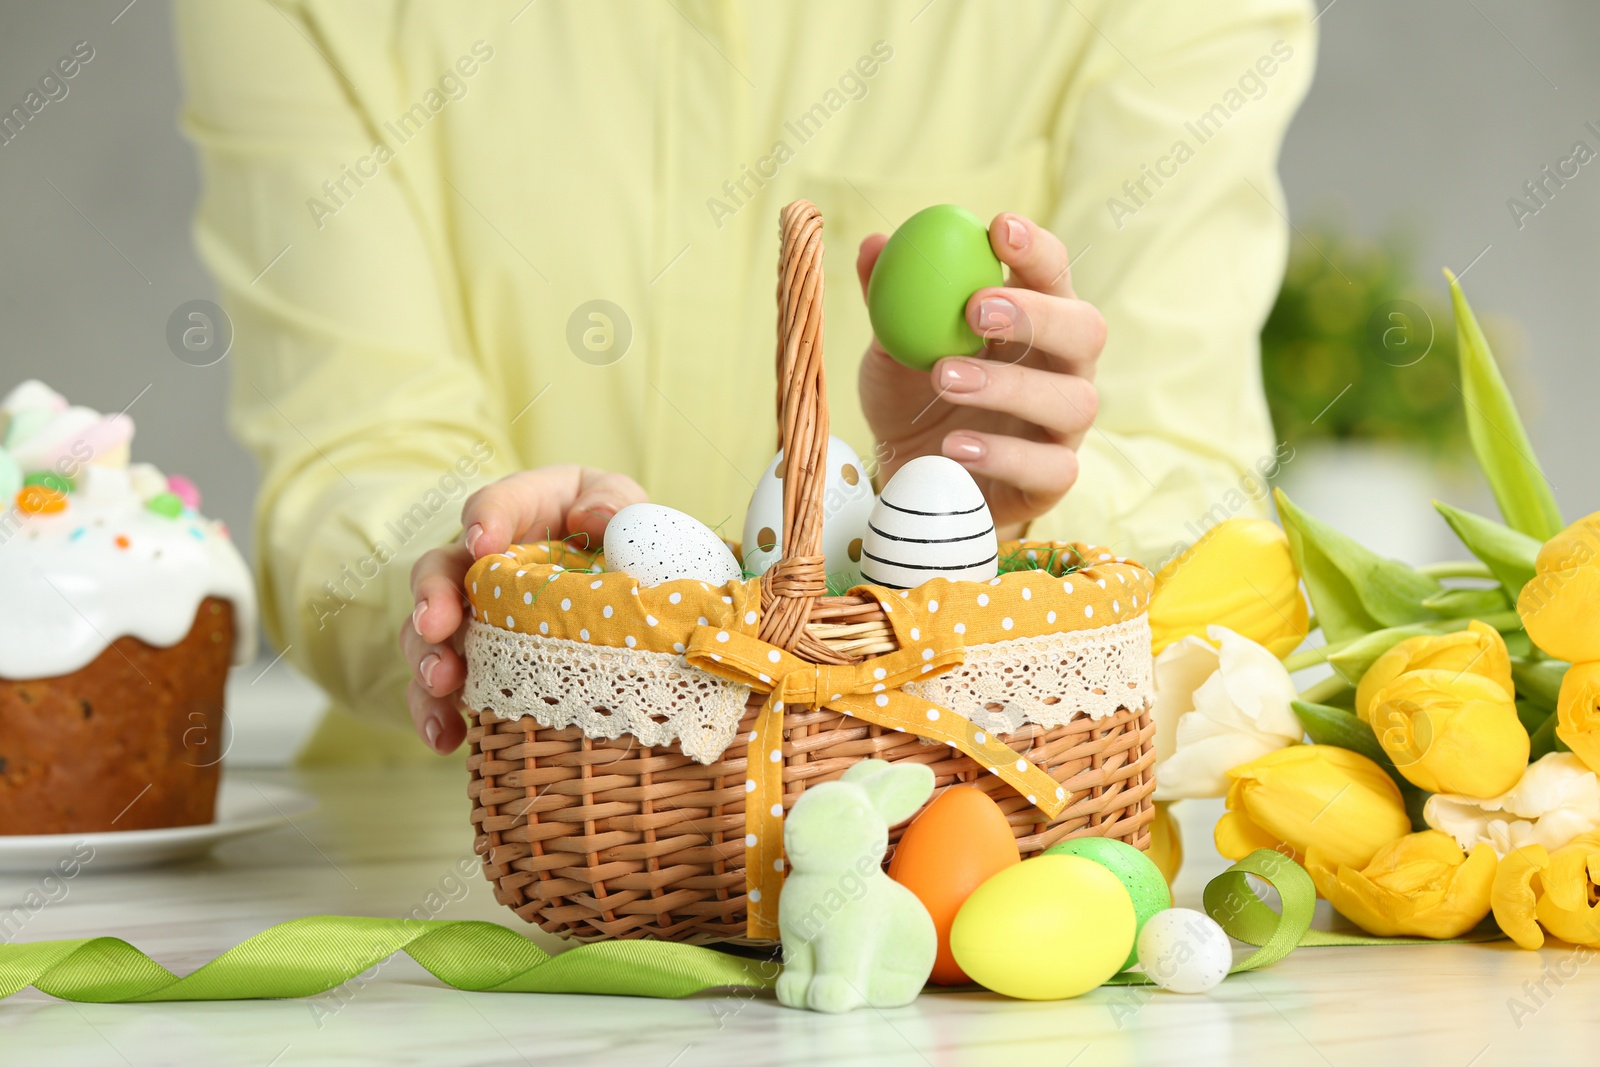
[1306,830,1497,939]
[1354,620,1512,723]
[1517,511,1600,663]
[1149,518,1308,659]
[1369,669,1528,798]
[1556,661,1600,777]
[1491,833,1600,949]
[1214,744,1411,870]
[1147,800,1183,888]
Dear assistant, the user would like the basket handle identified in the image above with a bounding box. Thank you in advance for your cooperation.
[758,201,843,660]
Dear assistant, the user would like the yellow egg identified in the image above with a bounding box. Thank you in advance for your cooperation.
[950,855,1135,1000]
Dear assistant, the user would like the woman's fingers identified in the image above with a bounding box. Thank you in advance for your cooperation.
[460,465,585,559]
[967,286,1107,380]
[399,615,466,697]
[463,466,647,558]
[933,358,1098,444]
[409,545,470,645]
[989,212,1075,299]
[407,680,466,754]
[941,431,1081,505]
[856,232,890,298]
[564,469,648,550]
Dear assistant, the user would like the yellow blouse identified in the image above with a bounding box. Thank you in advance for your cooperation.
[172,0,1314,737]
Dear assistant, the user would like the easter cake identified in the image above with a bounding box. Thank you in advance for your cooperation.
[0,381,256,835]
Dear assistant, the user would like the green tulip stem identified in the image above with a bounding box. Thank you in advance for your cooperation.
[1297,675,1351,706]
[1281,610,1524,676]
[1417,560,1495,580]
[1283,646,1331,673]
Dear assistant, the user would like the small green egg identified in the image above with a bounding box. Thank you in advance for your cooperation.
[23,471,74,494]
[1045,837,1171,971]
[866,204,1003,371]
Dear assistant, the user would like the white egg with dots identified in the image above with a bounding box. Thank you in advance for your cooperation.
[741,436,875,588]
[859,456,997,589]
[603,503,743,588]
[1136,907,1232,994]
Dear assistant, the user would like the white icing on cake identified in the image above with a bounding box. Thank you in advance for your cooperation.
[0,381,258,680]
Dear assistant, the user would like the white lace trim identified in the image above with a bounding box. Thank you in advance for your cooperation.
[902,616,1151,735]
[463,623,753,764]
[464,615,1151,764]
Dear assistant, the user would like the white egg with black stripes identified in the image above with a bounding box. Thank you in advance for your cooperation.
[859,456,998,589]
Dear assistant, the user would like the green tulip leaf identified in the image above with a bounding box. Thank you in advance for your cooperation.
[1293,700,1388,764]
[1528,705,1564,761]
[1433,500,1541,599]
[1446,270,1562,541]
[1275,488,1444,645]
[1511,656,1568,708]
[1516,697,1553,736]
[1292,700,1431,830]
[1419,587,1510,616]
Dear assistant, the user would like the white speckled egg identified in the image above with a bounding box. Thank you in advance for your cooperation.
[741,436,876,587]
[859,456,997,589]
[1136,907,1232,994]
[604,504,743,587]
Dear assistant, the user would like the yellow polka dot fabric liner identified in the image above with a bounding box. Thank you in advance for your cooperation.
[464,542,761,653]
[464,540,1151,654]
[463,539,1153,941]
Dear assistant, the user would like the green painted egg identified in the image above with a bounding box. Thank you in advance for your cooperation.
[866,204,1003,371]
[1045,837,1171,971]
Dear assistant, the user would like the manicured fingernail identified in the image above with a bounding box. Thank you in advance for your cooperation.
[465,523,483,554]
[938,359,987,394]
[424,716,443,751]
[583,503,618,521]
[1005,217,1028,250]
[412,602,428,634]
[977,297,1015,334]
[420,653,440,689]
[944,435,986,461]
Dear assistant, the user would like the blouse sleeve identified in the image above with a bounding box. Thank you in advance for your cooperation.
[1024,0,1316,572]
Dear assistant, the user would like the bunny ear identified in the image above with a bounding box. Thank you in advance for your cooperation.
[845,762,935,827]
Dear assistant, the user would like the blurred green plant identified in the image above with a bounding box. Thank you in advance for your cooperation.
[1261,226,1470,457]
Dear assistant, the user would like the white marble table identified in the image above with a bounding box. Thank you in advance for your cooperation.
[1,765,1594,1067]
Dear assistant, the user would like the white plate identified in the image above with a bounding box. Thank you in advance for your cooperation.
[0,779,317,874]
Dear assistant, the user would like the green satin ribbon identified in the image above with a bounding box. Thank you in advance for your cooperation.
[1104,847,1501,986]
[0,915,774,1003]
[1,851,1496,1003]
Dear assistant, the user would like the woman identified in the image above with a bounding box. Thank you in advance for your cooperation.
[173,0,1314,755]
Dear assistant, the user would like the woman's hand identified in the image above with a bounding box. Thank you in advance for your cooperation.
[857,212,1105,536]
[402,465,647,753]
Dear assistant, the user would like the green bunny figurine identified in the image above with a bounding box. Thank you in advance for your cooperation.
[776,759,937,1013]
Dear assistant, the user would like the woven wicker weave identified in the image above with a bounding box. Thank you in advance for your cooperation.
[466,200,1155,945]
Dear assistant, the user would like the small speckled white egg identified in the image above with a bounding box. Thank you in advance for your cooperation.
[1136,907,1232,994]
[859,456,997,589]
[741,436,875,587]
[603,504,743,588]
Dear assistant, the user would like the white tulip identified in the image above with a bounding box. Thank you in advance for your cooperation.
[1152,625,1304,801]
[1424,752,1600,857]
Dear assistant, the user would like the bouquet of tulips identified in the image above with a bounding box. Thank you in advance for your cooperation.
[1149,272,1600,948]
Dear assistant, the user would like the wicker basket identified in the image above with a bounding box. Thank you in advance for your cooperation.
[464,201,1156,945]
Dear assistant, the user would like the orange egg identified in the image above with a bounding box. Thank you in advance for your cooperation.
[888,785,1020,984]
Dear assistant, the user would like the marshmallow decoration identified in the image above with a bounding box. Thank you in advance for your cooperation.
[859,456,998,589]
[604,503,743,588]
[0,380,257,680]
[741,436,875,588]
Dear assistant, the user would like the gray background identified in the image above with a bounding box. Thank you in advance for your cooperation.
[3,0,1596,576]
